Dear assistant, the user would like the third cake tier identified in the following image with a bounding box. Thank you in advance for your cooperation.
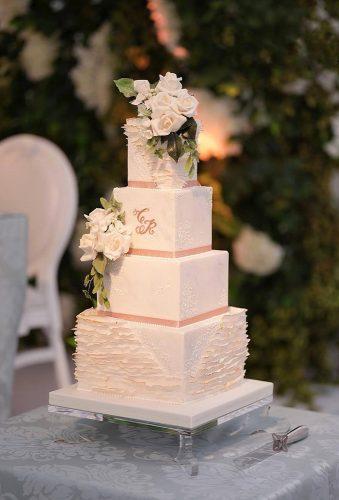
[101,250,228,326]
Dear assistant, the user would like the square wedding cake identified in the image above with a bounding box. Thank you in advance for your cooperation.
[60,73,272,409]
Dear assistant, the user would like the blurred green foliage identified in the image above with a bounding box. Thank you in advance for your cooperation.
[0,0,338,402]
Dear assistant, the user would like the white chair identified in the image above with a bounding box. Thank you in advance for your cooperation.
[0,134,78,387]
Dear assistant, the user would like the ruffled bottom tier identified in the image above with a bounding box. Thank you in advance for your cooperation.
[74,307,249,403]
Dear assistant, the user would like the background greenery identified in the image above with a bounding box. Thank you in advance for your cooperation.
[1,0,338,403]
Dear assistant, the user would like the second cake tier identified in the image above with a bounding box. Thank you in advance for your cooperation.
[114,185,212,257]
[101,250,228,326]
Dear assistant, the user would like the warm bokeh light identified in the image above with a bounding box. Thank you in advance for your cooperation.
[147,0,188,58]
[191,88,249,161]
[198,131,241,161]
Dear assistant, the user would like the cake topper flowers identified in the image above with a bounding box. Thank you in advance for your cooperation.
[80,194,131,309]
[114,72,199,177]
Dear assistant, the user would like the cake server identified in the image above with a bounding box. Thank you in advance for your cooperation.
[234,425,309,469]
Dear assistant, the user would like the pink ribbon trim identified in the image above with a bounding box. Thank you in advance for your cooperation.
[128,180,200,188]
[128,245,211,258]
[96,306,228,327]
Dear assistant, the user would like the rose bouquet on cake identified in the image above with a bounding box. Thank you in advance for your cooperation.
[79,195,131,308]
[114,72,199,177]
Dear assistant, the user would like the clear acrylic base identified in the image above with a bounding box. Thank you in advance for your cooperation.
[48,393,277,476]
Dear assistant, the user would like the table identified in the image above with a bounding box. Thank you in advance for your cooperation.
[0,405,339,500]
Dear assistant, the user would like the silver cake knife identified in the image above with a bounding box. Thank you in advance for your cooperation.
[234,425,309,469]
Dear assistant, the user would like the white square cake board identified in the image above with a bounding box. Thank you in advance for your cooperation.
[49,379,273,430]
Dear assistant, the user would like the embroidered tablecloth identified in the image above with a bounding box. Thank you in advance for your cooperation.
[0,405,338,499]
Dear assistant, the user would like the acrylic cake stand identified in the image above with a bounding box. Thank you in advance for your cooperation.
[49,379,274,476]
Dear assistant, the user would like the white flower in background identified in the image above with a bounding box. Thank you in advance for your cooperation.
[171,89,198,117]
[124,117,153,145]
[316,70,338,93]
[192,88,250,161]
[0,0,29,31]
[233,225,284,276]
[324,113,339,159]
[20,30,59,81]
[132,79,151,105]
[84,207,116,234]
[79,233,97,262]
[151,110,186,135]
[156,72,182,95]
[71,22,114,116]
[282,79,310,95]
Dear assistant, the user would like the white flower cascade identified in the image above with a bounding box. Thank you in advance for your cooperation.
[123,73,198,142]
[80,207,131,263]
[79,196,131,309]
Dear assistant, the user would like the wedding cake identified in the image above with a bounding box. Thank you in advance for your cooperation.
[73,73,253,405]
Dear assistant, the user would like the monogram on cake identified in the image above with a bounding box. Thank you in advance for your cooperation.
[49,73,273,427]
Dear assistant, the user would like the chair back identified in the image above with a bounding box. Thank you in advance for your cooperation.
[0,134,78,279]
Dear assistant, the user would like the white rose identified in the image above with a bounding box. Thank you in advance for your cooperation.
[232,225,284,276]
[131,79,151,105]
[84,208,115,233]
[123,117,153,144]
[97,228,131,261]
[156,72,182,95]
[147,91,175,116]
[79,233,98,261]
[172,89,198,117]
[134,79,151,95]
[151,110,186,136]
[113,220,132,236]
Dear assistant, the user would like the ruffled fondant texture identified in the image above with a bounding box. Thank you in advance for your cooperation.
[74,307,249,403]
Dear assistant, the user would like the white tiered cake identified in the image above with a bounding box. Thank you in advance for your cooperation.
[50,73,272,427]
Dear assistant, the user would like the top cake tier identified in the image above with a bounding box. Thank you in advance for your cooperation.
[114,73,201,189]
[127,136,198,189]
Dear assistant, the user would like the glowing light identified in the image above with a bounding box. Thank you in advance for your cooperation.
[147,0,188,59]
[191,88,250,161]
[198,131,242,162]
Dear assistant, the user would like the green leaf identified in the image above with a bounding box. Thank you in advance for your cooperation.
[114,78,136,98]
[117,211,126,223]
[84,274,91,287]
[93,254,107,275]
[177,117,194,135]
[184,155,193,175]
[167,133,184,162]
[187,119,197,140]
[93,274,103,293]
[100,197,109,209]
[82,289,97,307]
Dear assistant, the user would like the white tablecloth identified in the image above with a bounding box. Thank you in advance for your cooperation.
[0,405,339,499]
